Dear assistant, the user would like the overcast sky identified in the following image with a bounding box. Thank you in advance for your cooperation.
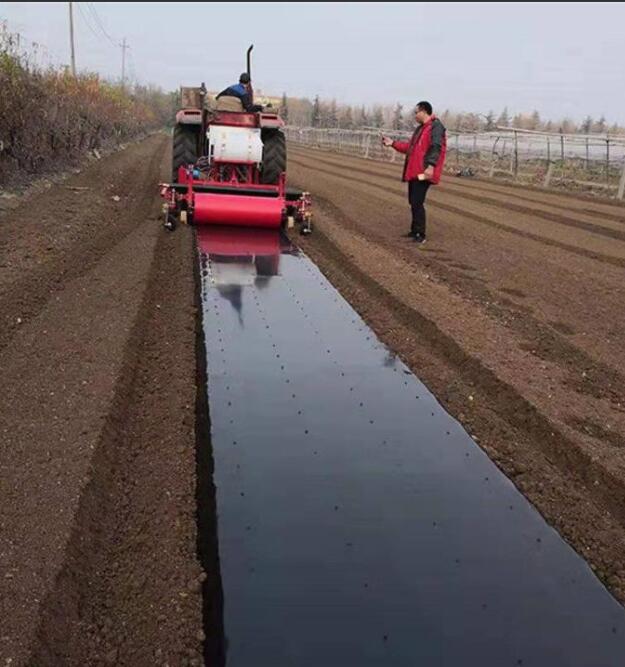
[2,2,625,123]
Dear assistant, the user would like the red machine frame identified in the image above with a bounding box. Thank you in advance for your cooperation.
[160,108,312,232]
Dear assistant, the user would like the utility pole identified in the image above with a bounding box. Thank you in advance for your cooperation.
[68,1,76,76]
[120,37,129,91]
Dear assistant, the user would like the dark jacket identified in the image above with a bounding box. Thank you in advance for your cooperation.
[216,83,261,112]
[392,117,447,184]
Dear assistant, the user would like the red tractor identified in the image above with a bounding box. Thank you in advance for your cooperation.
[160,46,312,234]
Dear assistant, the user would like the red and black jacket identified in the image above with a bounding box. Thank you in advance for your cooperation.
[392,116,447,184]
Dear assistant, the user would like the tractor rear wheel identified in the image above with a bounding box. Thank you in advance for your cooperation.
[260,129,286,185]
[172,124,199,182]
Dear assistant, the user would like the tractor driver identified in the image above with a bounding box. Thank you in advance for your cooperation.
[216,73,263,112]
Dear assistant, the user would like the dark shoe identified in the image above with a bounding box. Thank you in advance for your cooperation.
[413,235,427,245]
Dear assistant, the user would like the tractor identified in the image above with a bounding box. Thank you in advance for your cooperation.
[160,45,312,234]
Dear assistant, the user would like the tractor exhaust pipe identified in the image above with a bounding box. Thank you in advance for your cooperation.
[246,44,254,80]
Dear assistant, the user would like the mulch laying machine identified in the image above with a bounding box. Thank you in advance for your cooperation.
[160,46,312,234]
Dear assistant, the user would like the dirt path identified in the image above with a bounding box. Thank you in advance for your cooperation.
[0,134,204,666]
[289,144,625,605]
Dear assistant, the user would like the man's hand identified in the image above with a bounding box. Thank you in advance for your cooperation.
[423,165,435,179]
[382,136,393,147]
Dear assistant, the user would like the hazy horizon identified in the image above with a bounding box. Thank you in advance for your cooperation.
[2,2,625,125]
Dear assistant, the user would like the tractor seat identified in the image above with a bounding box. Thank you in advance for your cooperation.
[215,96,245,112]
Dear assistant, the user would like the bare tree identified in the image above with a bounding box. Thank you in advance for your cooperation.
[580,115,593,134]
[312,95,321,127]
[484,110,495,131]
[356,105,369,129]
[392,102,403,130]
[497,107,510,127]
[593,115,606,134]
[463,112,481,131]
[372,105,384,128]
[561,118,577,134]
[339,105,354,129]
[528,110,541,130]
[328,99,338,127]
[280,92,288,124]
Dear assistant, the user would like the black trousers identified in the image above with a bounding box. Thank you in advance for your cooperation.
[408,180,431,237]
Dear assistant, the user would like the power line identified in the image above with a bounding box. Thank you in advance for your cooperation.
[73,3,137,85]
[76,2,104,43]
[85,3,136,86]
[85,2,118,46]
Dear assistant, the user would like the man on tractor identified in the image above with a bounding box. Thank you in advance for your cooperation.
[216,73,263,113]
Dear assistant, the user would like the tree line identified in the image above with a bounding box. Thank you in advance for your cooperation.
[278,93,623,136]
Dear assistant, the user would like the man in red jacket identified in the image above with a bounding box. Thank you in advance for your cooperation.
[383,101,447,244]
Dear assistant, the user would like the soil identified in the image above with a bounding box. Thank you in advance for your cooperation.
[0,133,204,666]
[2,131,625,666]
[288,144,625,605]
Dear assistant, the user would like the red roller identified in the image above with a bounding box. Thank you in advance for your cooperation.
[193,193,284,228]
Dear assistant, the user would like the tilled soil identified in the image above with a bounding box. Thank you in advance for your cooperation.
[289,144,625,604]
[0,134,204,666]
[3,132,625,665]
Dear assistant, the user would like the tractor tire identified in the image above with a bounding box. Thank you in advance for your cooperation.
[172,124,199,182]
[260,129,287,185]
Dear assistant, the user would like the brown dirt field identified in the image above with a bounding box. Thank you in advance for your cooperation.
[3,130,625,665]
[288,144,625,604]
[0,134,204,666]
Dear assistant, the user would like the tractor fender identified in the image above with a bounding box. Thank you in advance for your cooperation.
[176,109,202,126]
[259,114,285,129]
